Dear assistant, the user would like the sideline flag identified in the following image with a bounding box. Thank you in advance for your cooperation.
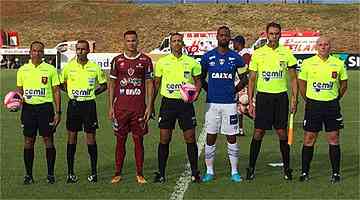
[288,113,294,145]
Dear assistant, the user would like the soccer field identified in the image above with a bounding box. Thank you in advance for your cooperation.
[0,70,359,199]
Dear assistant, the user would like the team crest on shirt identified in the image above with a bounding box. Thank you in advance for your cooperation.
[279,61,287,68]
[219,59,225,65]
[184,71,191,79]
[41,76,48,84]
[128,68,135,76]
[332,71,338,79]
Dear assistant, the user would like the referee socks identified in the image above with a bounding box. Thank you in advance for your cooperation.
[186,142,198,176]
[46,147,56,176]
[24,148,34,176]
[66,144,76,175]
[158,143,169,177]
[329,144,341,174]
[301,145,314,174]
[249,139,262,169]
[87,143,98,175]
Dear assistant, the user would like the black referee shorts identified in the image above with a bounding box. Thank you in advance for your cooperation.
[66,99,99,133]
[255,92,289,130]
[303,98,343,132]
[21,102,55,137]
[158,97,196,131]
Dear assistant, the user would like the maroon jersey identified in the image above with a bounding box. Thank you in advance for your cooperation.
[110,53,154,112]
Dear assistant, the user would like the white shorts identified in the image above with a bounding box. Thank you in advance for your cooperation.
[205,103,239,135]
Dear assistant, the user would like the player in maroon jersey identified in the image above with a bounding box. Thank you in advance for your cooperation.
[108,30,154,184]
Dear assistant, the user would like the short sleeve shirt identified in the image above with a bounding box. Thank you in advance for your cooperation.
[298,55,348,101]
[60,59,106,101]
[110,53,153,111]
[155,54,201,99]
[249,44,297,93]
[201,48,244,103]
[17,61,60,104]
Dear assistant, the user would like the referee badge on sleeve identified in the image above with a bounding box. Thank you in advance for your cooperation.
[41,76,48,84]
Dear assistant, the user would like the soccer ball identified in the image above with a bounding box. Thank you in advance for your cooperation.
[180,83,197,103]
[3,91,23,112]
[238,93,249,105]
[237,90,256,115]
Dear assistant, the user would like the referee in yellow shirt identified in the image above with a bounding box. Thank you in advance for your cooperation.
[16,41,61,184]
[60,40,107,183]
[246,22,298,181]
[298,37,348,183]
[152,33,202,183]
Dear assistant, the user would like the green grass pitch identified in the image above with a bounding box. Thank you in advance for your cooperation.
[1,70,359,199]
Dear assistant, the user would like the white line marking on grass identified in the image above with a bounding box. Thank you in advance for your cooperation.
[169,127,207,200]
[294,120,359,124]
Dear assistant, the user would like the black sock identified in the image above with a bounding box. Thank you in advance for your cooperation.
[249,139,262,168]
[186,142,198,176]
[67,144,76,175]
[46,147,56,176]
[280,140,290,170]
[88,144,98,175]
[24,148,34,176]
[158,143,169,177]
[301,145,314,174]
[329,144,341,174]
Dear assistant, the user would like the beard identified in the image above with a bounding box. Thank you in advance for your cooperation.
[218,41,229,48]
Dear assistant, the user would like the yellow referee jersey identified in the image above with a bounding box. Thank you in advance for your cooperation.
[298,55,348,101]
[60,59,107,101]
[249,44,297,93]
[17,61,60,105]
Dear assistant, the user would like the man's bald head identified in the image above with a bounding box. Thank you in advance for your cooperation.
[316,36,332,59]
[316,36,331,46]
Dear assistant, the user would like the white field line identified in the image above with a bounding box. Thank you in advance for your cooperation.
[169,127,207,200]
[294,120,359,124]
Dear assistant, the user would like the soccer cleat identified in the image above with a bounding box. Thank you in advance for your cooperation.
[87,174,97,183]
[284,168,293,180]
[246,167,255,180]
[231,173,243,183]
[23,175,34,185]
[47,175,56,184]
[330,173,341,184]
[66,174,78,183]
[153,172,166,183]
[111,175,122,184]
[299,172,310,182]
[191,172,201,183]
[136,175,147,184]
[201,173,215,182]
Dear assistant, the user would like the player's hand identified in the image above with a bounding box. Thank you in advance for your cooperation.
[290,98,297,114]
[108,107,114,120]
[140,107,152,129]
[52,113,61,132]
[248,102,256,118]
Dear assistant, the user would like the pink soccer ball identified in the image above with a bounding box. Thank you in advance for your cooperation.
[3,91,23,112]
[180,83,197,103]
